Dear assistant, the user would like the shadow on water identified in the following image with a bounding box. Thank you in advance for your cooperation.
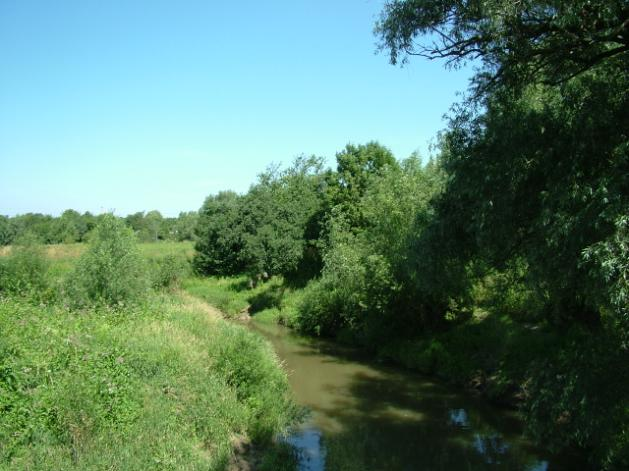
[249,321,584,471]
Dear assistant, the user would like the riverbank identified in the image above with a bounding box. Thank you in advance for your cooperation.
[182,275,629,469]
[0,242,298,470]
[182,275,535,404]
[0,292,298,470]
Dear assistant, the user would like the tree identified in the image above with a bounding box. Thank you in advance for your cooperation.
[52,209,83,243]
[193,191,248,276]
[377,5,629,465]
[81,211,97,239]
[377,0,629,327]
[193,156,326,279]
[443,76,627,323]
[124,210,165,242]
[323,142,399,237]
[298,156,442,340]
[172,211,198,241]
[376,0,629,94]
[241,155,326,279]
[144,210,164,242]
[10,213,55,243]
[0,216,15,246]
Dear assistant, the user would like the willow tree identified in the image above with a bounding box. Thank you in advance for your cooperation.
[376,0,629,327]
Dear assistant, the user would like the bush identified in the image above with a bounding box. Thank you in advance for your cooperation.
[150,254,190,290]
[0,236,49,297]
[65,215,147,307]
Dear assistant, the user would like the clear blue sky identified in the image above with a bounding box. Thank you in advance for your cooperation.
[0,0,472,217]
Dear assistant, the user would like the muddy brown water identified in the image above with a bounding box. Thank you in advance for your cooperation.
[248,320,584,471]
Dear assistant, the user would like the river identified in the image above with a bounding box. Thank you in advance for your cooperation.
[248,319,582,471]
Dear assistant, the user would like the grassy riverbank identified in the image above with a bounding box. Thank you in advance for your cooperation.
[0,240,297,470]
[179,276,548,401]
[181,275,629,469]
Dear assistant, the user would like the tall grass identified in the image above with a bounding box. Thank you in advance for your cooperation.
[0,236,49,299]
[0,293,297,470]
[0,238,298,470]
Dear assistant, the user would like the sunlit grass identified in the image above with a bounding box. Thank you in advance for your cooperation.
[0,292,297,470]
[0,241,298,470]
[138,240,194,259]
[181,276,303,326]
[0,241,194,260]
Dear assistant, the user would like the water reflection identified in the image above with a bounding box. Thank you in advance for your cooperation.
[250,321,579,470]
[449,408,470,428]
[285,426,325,471]
[472,433,510,463]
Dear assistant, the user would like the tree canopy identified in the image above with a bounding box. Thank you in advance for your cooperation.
[376,0,629,93]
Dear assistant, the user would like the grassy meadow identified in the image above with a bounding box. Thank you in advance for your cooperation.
[0,237,297,470]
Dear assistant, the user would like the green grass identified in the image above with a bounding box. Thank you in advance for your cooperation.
[0,241,194,262]
[138,241,195,260]
[182,276,252,316]
[181,276,304,327]
[0,293,297,470]
[0,242,298,470]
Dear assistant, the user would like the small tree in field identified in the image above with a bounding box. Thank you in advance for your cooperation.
[66,214,147,307]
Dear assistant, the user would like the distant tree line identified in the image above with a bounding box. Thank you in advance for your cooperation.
[0,210,198,245]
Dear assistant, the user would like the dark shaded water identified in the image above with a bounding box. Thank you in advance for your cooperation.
[249,320,583,471]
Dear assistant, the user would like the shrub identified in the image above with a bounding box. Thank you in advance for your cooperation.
[150,254,190,290]
[0,235,49,297]
[65,215,147,307]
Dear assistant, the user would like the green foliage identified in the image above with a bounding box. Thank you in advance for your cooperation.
[372,5,628,466]
[194,191,249,276]
[2,210,195,246]
[0,216,15,246]
[243,156,326,279]
[471,261,544,322]
[65,214,147,308]
[172,211,198,241]
[330,142,399,231]
[126,210,166,242]
[432,71,627,326]
[183,276,252,316]
[51,209,90,243]
[376,0,628,92]
[0,236,49,297]
[525,329,629,470]
[583,215,629,344]
[150,254,191,290]
[182,275,302,327]
[194,156,326,279]
[9,213,56,243]
[210,323,298,443]
[0,291,297,470]
[297,156,441,341]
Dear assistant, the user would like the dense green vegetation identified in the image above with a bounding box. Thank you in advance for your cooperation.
[0,209,198,245]
[2,1,626,468]
[0,222,297,470]
[188,2,628,468]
